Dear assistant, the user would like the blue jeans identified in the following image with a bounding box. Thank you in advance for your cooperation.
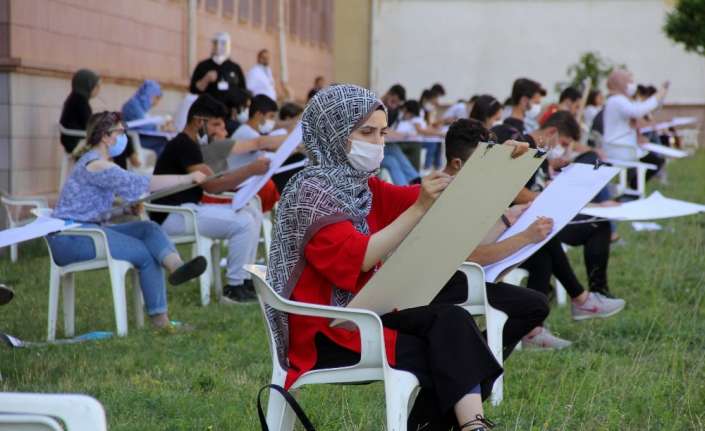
[47,221,176,315]
[422,141,442,169]
[382,144,419,185]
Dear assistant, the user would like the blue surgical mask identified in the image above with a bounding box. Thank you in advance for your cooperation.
[109,133,128,157]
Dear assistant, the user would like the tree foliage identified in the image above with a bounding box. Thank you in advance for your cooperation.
[664,0,705,56]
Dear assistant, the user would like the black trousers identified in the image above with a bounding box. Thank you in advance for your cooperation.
[557,216,612,295]
[520,236,585,299]
[314,273,546,429]
[628,151,665,190]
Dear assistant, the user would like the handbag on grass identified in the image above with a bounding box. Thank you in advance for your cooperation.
[257,384,316,431]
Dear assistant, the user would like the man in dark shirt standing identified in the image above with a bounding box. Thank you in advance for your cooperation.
[153,94,269,303]
[189,32,247,105]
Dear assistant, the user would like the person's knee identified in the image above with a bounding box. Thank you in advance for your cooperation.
[526,289,550,323]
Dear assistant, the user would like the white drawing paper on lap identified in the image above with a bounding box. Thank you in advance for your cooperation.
[580,191,705,221]
[342,143,545,317]
[483,163,620,283]
[0,217,80,249]
[641,143,688,159]
[231,124,303,211]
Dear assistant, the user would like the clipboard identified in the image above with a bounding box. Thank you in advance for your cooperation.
[201,139,237,173]
[340,142,545,318]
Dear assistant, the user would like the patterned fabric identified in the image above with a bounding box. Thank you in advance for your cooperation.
[266,84,384,367]
[53,151,150,223]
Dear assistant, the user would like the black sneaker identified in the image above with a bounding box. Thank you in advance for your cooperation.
[243,279,256,296]
[168,256,208,286]
[0,284,14,306]
[221,284,257,305]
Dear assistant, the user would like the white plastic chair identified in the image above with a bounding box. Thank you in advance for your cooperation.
[125,130,156,175]
[0,393,107,431]
[457,263,508,405]
[57,124,86,187]
[245,264,420,431]
[502,267,568,307]
[33,209,144,341]
[605,158,657,199]
[143,203,221,305]
[1,194,48,262]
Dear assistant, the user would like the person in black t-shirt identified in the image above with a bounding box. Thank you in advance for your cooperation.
[152,94,270,304]
[189,32,247,105]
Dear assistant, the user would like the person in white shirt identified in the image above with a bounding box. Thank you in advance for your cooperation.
[602,69,668,187]
[396,100,445,171]
[583,90,604,130]
[246,49,277,102]
[228,95,287,170]
[441,95,478,124]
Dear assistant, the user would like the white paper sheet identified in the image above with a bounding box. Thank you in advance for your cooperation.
[126,115,170,129]
[0,217,80,249]
[231,124,302,210]
[580,191,705,221]
[641,143,688,159]
[342,143,545,317]
[483,163,620,282]
[640,117,697,134]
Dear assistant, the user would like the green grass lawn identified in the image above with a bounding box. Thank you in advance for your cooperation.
[2,152,705,430]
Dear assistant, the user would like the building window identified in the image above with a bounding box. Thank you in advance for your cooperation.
[239,0,250,22]
[289,0,298,37]
[205,0,219,13]
[266,0,277,31]
[252,0,263,26]
[299,0,308,43]
[321,0,333,48]
[222,0,235,17]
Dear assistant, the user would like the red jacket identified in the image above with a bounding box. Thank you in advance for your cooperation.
[285,177,420,388]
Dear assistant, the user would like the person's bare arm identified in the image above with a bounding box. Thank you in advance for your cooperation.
[468,217,553,266]
[195,70,218,92]
[414,123,445,137]
[361,172,451,271]
[186,157,270,194]
[514,187,538,205]
[149,172,206,191]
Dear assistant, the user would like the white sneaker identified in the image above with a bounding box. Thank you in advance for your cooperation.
[522,327,572,350]
[572,292,626,321]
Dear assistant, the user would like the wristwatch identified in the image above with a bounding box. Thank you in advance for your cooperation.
[501,214,512,228]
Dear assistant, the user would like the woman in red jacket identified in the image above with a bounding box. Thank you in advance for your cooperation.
[267,85,502,430]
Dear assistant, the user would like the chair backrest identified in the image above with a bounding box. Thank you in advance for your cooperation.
[0,414,63,430]
[0,393,107,431]
[1,196,49,228]
[245,265,289,373]
[57,124,86,138]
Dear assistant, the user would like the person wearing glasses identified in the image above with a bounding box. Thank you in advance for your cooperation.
[49,111,209,331]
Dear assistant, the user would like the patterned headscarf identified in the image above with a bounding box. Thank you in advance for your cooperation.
[266,84,384,367]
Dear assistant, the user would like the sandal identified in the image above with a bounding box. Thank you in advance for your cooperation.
[168,256,207,286]
[460,414,496,431]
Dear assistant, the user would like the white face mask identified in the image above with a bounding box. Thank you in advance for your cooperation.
[237,110,249,123]
[547,144,566,160]
[526,102,541,119]
[423,102,435,113]
[258,119,275,134]
[347,139,385,172]
[491,120,503,128]
[626,82,638,97]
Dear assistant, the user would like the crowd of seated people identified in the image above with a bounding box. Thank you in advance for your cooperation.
[46,28,686,429]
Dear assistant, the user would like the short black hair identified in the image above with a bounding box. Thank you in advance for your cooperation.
[586,89,602,106]
[469,94,480,104]
[187,94,228,122]
[469,94,502,124]
[387,84,406,101]
[279,102,303,121]
[511,78,546,105]
[445,118,496,163]
[223,88,252,113]
[249,94,278,118]
[559,87,582,103]
[541,110,581,141]
[420,89,436,103]
[402,100,421,117]
[636,84,657,98]
[430,83,446,96]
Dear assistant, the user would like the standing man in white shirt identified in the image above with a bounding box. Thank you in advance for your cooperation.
[246,49,277,102]
[602,68,668,187]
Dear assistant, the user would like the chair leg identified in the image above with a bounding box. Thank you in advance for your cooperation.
[47,267,61,341]
[62,273,76,338]
[266,370,296,431]
[196,239,214,306]
[109,264,130,337]
[212,243,223,301]
[554,278,568,307]
[384,369,420,431]
[131,270,144,329]
[262,217,273,264]
[486,307,508,406]
[10,244,18,263]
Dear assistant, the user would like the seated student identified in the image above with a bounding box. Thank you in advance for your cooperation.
[121,80,169,156]
[539,86,582,126]
[379,85,421,185]
[272,102,306,193]
[152,95,269,304]
[469,95,504,129]
[228,94,280,169]
[497,78,546,136]
[49,111,208,330]
[494,111,626,348]
[439,118,551,358]
[395,100,445,171]
[583,90,604,130]
[269,84,501,430]
[60,69,101,154]
[441,95,477,124]
[222,88,252,137]
[603,69,668,188]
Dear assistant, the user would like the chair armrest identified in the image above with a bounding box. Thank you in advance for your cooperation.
[245,265,387,368]
[56,227,110,260]
[606,159,658,170]
[1,196,48,209]
[57,124,87,138]
[143,203,198,235]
